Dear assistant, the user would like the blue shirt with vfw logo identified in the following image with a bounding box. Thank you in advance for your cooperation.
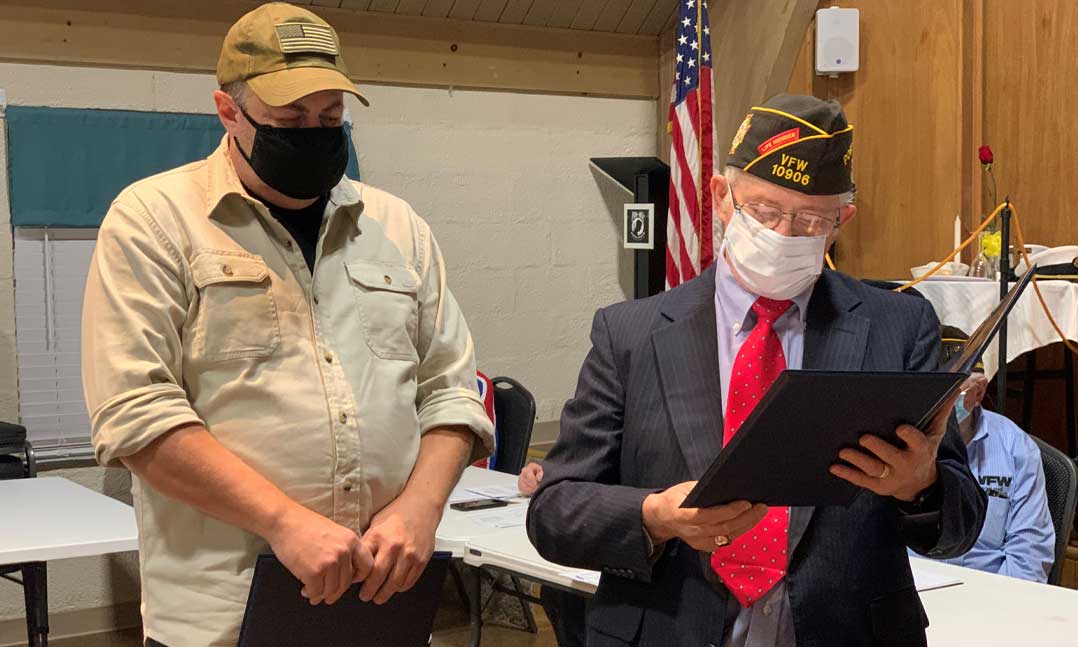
[935,409,1055,582]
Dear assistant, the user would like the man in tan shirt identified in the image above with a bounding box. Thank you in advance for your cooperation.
[81,4,493,645]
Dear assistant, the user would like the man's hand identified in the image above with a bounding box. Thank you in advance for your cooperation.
[358,495,440,605]
[267,506,373,606]
[830,391,960,502]
[642,481,768,551]
[518,462,544,497]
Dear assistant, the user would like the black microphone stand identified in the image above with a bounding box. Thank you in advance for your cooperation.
[996,198,1013,410]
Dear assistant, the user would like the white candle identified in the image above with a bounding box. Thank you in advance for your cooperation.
[953,215,962,253]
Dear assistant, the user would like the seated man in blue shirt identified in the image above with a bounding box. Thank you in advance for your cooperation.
[932,326,1055,582]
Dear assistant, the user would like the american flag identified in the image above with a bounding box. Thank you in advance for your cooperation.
[666,0,717,289]
[275,22,339,56]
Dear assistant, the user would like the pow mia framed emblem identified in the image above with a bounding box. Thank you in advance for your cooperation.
[623,203,654,250]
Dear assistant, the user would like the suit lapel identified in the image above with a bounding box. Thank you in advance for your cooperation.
[798,272,870,539]
[653,267,724,480]
[651,270,871,484]
[803,272,871,371]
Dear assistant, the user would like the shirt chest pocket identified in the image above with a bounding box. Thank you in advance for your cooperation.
[345,261,419,361]
[190,252,280,361]
[980,491,1012,548]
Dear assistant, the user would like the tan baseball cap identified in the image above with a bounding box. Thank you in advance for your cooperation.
[217,2,368,107]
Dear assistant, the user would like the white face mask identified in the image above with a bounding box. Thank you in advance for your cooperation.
[721,206,827,300]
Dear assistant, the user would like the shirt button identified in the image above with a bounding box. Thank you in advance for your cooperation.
[383,275,393,285]
[339,412,348,424]
[324,351,333,364]
[732,323,741,332]
[763,604,772,616]
[313,295,319,305]
[343,480,354,492]
[221,264,233,276]
[284,239,293,249]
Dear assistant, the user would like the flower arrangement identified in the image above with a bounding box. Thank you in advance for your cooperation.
[979,145,998,220]
[971,144,1002,278]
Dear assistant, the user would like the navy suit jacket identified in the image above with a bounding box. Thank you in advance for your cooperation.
[526,267,986,647]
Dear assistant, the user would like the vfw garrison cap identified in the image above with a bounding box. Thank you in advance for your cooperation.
[940,325,985,372]
[727,93,854,196]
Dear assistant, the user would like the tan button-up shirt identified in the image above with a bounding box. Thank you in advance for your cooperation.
[82,138,493,647]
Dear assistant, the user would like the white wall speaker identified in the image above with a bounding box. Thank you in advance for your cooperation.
[815,6,859,75]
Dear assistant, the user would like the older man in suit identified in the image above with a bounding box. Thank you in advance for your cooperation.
[527,94,985,647]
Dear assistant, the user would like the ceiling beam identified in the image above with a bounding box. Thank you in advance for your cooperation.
[0,0,659,98]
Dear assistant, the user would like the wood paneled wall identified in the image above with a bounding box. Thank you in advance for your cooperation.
[789,0,966,279]
[789,0,1078,279]
[983,0,1078,249]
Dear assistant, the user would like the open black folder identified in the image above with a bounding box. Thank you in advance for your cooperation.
[237,551,451,647]
[682,268,1036,509]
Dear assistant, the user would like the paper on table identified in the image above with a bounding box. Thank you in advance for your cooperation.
[571,571,601,587]
[470,504,529,529]
[448,484,485,505]
[913,566,963,592]
[465,484,523,500]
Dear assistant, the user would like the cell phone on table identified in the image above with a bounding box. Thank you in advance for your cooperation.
[450,498,509,512]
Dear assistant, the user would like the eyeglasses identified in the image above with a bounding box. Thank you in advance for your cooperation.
[730,186,841,237]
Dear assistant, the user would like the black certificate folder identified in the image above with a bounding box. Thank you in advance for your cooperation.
[682,370,964,509]
[237,551,450,647]
[682,268,1035,509]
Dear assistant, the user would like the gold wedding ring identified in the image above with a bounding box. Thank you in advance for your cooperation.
[879,465,891,479]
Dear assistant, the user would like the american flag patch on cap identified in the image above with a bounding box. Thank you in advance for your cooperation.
[275,22,338,56]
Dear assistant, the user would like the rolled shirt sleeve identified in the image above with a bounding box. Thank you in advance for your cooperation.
[412,217,494,460]
[82,195,203,467]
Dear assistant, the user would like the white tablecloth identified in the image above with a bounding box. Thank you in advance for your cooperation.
[915,279,1078,379]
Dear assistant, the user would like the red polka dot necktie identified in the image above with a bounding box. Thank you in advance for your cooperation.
[711,296,793,607]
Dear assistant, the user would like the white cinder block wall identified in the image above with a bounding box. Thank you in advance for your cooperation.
[0,62,655,640]
[354,84,653,419]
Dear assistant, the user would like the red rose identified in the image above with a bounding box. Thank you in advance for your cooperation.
[978,145,994,165]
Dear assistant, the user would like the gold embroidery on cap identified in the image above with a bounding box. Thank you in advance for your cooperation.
[742,125,853,173]
[729,113,753,156]
[275,22,338,56]
[769,153,811,187]
[750,106,828,136]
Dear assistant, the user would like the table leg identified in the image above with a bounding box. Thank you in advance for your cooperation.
[470,565,483,647]
[22,562,47,647]
[449,562,469,609]
[510,575,538,633]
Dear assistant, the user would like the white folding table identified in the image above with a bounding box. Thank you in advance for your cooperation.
[0,477,138,647]
[463,527,598,595]
[436,467,535,647]
[462,523,1078,646]
[436,466,527,558]
[914,557,1078,644]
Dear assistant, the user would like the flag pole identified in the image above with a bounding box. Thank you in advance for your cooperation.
[696,0,704,267]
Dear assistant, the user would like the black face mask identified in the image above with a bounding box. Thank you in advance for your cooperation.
[236,106,348,200]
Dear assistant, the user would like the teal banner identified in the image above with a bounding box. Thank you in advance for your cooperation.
[7,106,360,227]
